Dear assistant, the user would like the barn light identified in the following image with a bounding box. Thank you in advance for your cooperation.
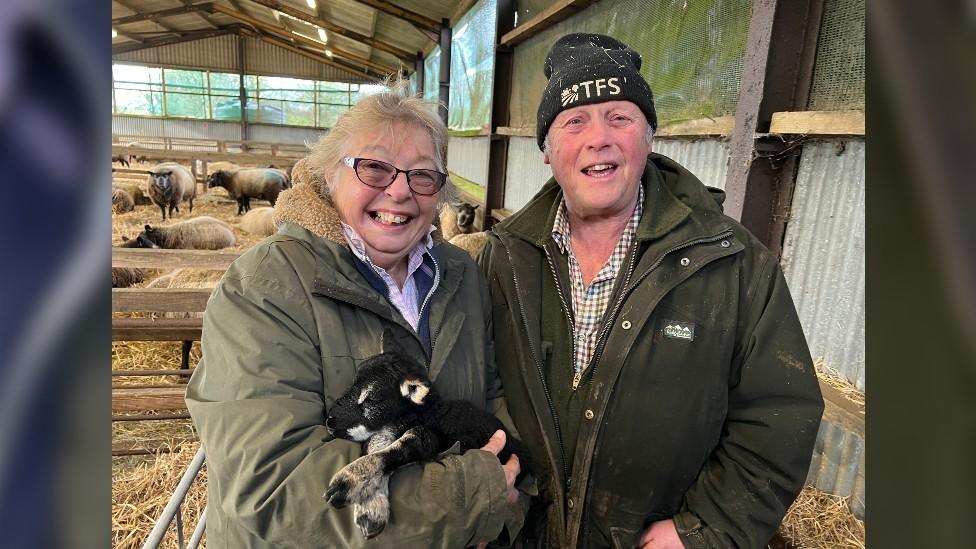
[325,49,333,58]
[112,28,118,39]
[317,28,327,43]
[306,0,316,9]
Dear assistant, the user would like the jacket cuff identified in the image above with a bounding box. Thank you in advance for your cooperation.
[466,449,512,545]
[673,511,710,549]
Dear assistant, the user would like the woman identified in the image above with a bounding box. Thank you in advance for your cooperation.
[186,85,524,548]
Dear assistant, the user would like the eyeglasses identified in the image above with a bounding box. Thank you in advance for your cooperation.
[342,157,448,196]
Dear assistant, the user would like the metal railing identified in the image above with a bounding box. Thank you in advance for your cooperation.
[142,447,207,549]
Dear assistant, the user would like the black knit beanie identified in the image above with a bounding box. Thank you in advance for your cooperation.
[536,33,657,150]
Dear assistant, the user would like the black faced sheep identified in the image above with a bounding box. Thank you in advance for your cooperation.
[438,202,479,240]
[239,206,276,236]
[207,167,288,215]
[112,187,134,214]
[120,216,236,250]
[324,333,528,538]
[147,162,196,221]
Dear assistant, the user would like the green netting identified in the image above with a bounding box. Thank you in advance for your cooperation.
[808,0,864,111]
[421,0,497,132]
[509,0,752,130]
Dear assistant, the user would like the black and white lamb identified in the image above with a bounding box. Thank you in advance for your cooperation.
[324,333,528,538]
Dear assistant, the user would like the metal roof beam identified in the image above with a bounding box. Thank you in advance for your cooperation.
[112,3,214,26]
[114,0,185,35]
[253,31,383,83]
[111,26,240,55]
[244,0,413,63]
[349,0,439,34]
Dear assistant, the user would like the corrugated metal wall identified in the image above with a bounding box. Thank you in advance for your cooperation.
[653,139,730,190]
[114,35,371,83]
[447,136,490,186]
[504,136,550,212]
[781,139,865,390]
[808,419,865,519]
[113,115,323,147]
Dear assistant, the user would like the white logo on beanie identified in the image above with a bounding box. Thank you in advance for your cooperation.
[559,76,625,106]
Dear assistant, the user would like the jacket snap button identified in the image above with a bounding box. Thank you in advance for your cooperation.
[680,257,690,266]
[721,240,731,248]
[568,498,575,509]
[621,320,632,330]
[584,409,594,420]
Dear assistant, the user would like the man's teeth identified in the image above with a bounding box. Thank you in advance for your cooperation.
[584,164,615,173]
[373,212,409,224]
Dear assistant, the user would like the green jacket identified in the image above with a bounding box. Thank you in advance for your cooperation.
[479,154,824,548]
[186,181,524,548]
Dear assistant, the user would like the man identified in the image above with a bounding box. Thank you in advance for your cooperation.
[479,33,824,548]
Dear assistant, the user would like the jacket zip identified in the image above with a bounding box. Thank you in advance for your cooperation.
[542,243,579,388]
[501,241,570,490]
[585,229,735,383]
[417,256,442,360]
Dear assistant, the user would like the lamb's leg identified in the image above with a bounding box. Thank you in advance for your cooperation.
[325,426,439,509]
[353,475,390,538]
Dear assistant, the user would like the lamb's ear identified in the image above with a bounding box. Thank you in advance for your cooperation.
[144,224,152,231]
[399,377,430,405]
[380,327,404,355]
[472,204,479,210]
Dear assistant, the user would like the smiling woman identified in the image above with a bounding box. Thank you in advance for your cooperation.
[184,81,527,547]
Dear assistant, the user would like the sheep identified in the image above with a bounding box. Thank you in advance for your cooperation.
[448,231,489,259]
[113,182,151,205]
[438,202,479,240]
[111,267,146,288]
[112,153,130,167]
[120,216,236,250]
[325,331,529,538]
[239,206,277,236]
[207,166,288,215]
[147,162,196,220]
[112,187,134,214]
[266,166,292,189]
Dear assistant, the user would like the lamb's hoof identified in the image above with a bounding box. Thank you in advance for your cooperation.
[324,477,350,508]
[357,515,386,539]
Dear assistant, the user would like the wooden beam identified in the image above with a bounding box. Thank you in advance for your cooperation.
[491,208,513,222]
[656,116,736,137]
[112,27,238,55]
[112,369,196,378]
[484,0,516,230]
[253,32,386,83]
[244,0,414,62]
[769,110,865,135]
[818,378,864,438]
[496,126,535,137]
[112,2,213,26]
[178,0,222,29]
[112,387,187,412]
[112,318,203,341]
[113,248,242,270]
[111,145,301,165]
[450,0,481,25]
[112,288,214,313]
[500,0,595,47]
[114,29,145,44]
[114,0,185,35]
[351,0,439,34]
[211,4,396,76]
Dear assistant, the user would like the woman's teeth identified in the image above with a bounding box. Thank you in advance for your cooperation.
[372,211,409,225]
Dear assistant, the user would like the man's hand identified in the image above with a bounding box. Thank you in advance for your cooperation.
[479,429,520,504]
[638,519,683,549]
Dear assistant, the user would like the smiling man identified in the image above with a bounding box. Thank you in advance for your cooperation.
[480,33,824,549]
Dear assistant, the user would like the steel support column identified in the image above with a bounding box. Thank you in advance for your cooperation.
[484,0,516,228]
[724,0,824,255]
[415,51,425,96]
[237,34,248,143]
[438,19,451,125]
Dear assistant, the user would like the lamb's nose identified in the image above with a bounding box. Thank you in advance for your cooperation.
[326,416,336,429]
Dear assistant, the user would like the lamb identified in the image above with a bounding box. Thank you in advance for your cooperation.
[111,267,146,288]
[239,206,277,236]
[147,162,196,220]
[120,216,236,250]
[113,182,151,205]
[438,202,479,240]
[112,187,134,213]
[325,331,528,538]
[448,231,489,259]
[207,166,288,215]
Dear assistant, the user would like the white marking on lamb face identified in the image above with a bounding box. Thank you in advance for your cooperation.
[347,425,375,442]
[399,379,429,405]
[358,385,373,405]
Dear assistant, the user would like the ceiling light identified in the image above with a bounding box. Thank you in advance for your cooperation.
[112,28,118,39]
[317,28,327,43]
[325,49,333,58]
[306,0,316,9]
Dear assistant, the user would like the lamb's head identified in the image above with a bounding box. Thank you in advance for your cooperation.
[326,351,437,443]
[151,170,175,196]
[120,229,159,249]
[456,202,478,232]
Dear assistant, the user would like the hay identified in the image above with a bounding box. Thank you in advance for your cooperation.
[780,485,865,548]
[112,442,208,549]
[815,359,865,407]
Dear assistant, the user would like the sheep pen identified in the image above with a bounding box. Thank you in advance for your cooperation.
[111,159,863,549]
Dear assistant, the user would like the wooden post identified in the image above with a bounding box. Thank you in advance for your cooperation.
[484,0,515,229]
[438,18,451,125]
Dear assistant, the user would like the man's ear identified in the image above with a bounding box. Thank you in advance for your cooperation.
[380,327,405,355]
[399,377,430,405]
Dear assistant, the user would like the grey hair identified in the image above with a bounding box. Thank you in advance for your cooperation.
[543,124,655,155]
[306,79,456,205]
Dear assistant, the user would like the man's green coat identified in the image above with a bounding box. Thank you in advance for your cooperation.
[479,154,824,548]
[186,181,522,548]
